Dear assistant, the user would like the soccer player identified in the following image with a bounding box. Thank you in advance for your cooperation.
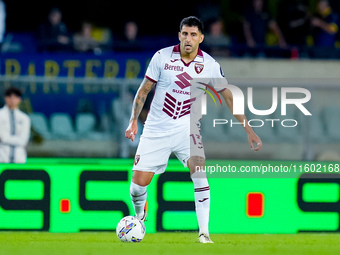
[125,16,262,243]
[0,87,31,163]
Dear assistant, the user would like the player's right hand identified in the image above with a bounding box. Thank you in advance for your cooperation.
[125,120,138,142]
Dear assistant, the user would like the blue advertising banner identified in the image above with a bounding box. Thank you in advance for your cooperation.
[0,53,153,116]
[0,52,152,78]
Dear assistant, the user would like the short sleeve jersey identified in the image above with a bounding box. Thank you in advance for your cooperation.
[144,44,227,133]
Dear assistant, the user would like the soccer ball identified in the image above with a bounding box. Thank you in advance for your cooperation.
[116,216,145,242]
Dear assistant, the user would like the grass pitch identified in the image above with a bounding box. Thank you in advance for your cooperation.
[1,232,339,255]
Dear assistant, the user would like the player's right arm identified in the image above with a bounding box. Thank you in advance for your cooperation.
[125,50,162,141]
[125,78,155,142]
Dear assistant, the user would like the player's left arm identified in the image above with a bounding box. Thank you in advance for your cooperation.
[220,88,263,151]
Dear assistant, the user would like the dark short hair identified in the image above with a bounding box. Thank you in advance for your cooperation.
[179,16,204,34]
[5,87,22,98]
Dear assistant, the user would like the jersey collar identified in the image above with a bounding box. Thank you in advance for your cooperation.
[171,44,204,65]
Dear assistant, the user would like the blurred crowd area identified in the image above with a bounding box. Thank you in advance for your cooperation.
[0,0,340,58]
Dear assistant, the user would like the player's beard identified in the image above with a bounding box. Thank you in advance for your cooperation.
[182,42,197,55]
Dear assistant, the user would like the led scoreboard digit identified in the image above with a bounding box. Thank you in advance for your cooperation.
[0,170,50,230]
[0,159,339,233]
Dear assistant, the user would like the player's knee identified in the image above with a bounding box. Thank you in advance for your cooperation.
[188,156,205,175]
[132,170,153,186]
[188,156,205,166]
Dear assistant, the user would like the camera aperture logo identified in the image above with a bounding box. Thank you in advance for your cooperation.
[197,81,312,129]
[197,82,223,108]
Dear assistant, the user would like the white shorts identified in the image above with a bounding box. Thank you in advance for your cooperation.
[132,124,205,174]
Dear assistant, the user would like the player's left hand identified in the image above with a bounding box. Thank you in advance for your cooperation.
[247,132,262,151]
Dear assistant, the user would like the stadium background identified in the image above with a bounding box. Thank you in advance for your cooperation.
[1,0,340,235]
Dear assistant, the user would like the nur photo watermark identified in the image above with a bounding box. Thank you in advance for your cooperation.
[192,78,312,129]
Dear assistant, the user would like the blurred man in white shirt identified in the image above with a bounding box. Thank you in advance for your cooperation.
[0,87,30,163]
